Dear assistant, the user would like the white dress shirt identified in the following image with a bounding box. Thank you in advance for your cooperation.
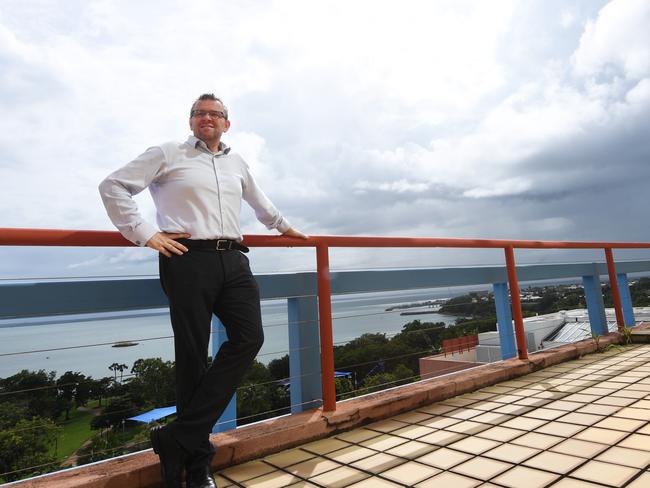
[99,136,290,246]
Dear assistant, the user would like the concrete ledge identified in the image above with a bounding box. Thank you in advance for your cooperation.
[12,332,626,488]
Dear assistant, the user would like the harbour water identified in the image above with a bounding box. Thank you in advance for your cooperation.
[0,286,488,380]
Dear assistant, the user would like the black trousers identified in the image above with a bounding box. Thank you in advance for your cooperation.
[158,245,264,465]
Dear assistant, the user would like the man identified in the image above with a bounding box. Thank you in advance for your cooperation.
[99,94,306,488]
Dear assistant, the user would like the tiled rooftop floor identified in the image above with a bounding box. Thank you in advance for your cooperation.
[214,344,650,487]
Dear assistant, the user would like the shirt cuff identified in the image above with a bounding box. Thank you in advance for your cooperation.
[127,221,159,247]
[276,218,291,234]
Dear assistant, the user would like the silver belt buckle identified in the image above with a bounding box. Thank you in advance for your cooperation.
[216,239,231,251]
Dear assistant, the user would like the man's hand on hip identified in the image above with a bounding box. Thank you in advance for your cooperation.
[146,232,191,257]
[282,227,309,240]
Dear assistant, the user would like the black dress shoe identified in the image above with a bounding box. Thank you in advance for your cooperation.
[186,465,217,488]
[150,425,186,488]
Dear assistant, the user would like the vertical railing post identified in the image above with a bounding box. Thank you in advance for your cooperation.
[493,282,517,360]
[287,296,322,412]
[316,243,336,412]
[504,246,528,360]
[617,273,636,327]
[211,316,237,432]
[605,248,625,331]
[582,266,608,336]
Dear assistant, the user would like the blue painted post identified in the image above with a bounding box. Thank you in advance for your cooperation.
[617,273,635,327]
[493,282,517,360]
[582,269,608,336]
[288,296,322,413]
[211,315,237,432]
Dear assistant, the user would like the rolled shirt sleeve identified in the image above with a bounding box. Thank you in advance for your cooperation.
[242,163,291,234]
[98,147,164,246]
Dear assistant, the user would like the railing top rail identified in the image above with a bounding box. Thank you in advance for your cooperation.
[2,227,650,250]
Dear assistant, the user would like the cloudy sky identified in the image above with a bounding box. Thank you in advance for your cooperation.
[1,0,649,278]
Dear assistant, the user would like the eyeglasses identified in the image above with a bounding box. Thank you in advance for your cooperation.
[191,110,226,119]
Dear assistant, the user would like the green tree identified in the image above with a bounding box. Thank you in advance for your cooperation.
[0,370,62,420]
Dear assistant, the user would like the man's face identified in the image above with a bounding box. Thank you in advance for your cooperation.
[189,99,230,144]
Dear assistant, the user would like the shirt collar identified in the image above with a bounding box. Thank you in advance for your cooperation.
[187,135,231,155]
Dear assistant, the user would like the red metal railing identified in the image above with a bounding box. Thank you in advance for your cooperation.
[442,335,479,356]
[3,227,650,412]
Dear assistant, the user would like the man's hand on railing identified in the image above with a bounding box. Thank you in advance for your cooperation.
[146,232,191,257]
[282,227,309,240]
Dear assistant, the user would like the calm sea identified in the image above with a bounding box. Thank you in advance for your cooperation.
[0,286,488,379]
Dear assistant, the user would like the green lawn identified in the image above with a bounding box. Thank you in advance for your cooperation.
[53,408,98,460]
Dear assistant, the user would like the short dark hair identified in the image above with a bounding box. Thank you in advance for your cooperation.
[190,93,228,119]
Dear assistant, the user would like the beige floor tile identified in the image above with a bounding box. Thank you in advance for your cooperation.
[523,451,586,473]
[483,443,540,463]
[360,434,408,451]
[617,433,650,451]
[392,424,436,439]
[351,453,403,474]
[448,408,485,420]
[574,427,628,445]
[445,420,492,434]
[512,432,563,450]
[222,461,276,482]
[595,396,637,407]
[612,389,647,399]
[581,387,617,396]
[308,466,369,488]
[533,391,570,400]
[366,419,408,433]
[476,426,526,442]
[451,457,513,480]
[418,430,466,446]
[392,411,433,424]
[576,403,621,415]
[638,424,650,435]
[381,461,440,485]
[385,440,436,459]
[501,417,547,431]
[493,404,534,416]
[418,404,456,415]
[242,471,301,488]
[550,478,610,487]
[471,411,515,425]
[336,428,381,444]
[489,394,524,404]
[492,465,559,488]
[302,438,351,455]
[347,478,402,488]
[265,449,315,468]
[550,438,608,458]
[285,482,319,488]
[544,400,584,411]
[535,421,585,437]
[614,407,650,420]
[422,416,461,429]
[214,474,234,487]
[594,416,646,432]
[629,399,650,409]
[626,471,650,487]
[472,401,505,411]
[447,436,500,455]
[523,408,567,421]
[557,412,604,426]
[416,447,471,469]
[513,397,552,407]
[596,446,650,468]
[441,397,479,407]
[326,445,377,464]
[562,394,602,403]
[286,457,341,478]
[415,471,481,488]
[570,460,638,486]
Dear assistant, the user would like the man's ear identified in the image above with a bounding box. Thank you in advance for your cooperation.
[224,119,231,132]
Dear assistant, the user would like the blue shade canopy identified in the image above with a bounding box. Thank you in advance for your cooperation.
[127,406,177,423]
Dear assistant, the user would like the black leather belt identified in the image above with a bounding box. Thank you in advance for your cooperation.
[177,238,249,253]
